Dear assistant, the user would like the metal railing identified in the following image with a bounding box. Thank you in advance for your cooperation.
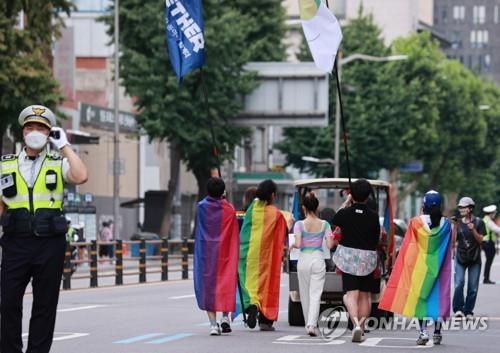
[62,238,193,290]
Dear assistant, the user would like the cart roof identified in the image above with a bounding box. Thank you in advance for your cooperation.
[294,178,390,189]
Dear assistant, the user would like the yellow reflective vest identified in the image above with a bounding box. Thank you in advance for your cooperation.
[484,216,498,242]
[1,153,64,212]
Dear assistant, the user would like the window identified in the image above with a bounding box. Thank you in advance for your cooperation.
[442,8,448,23]
[473,5,486,24]
[470,30,477,48]
[470,30,489,48]
[495,6,499,23]
[453,6,466,21]
[484,54,491,69]
[451,31,462,49]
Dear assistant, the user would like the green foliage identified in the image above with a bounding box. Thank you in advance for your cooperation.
[278,10,500,208]
[110,0,286,197]
[0,1,68,148]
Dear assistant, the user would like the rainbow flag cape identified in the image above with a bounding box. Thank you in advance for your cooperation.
[194,197,240,312]
[237,200,288,321]
[379,216,452,320]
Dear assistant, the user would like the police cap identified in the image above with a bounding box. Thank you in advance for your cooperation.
[18,105,56,129]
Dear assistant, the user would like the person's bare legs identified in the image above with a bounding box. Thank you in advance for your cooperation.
[207,311,216,324]
[344,290,360,327]
[358,291,371,332]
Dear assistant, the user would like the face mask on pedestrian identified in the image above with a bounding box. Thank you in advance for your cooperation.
[24,131,48,150]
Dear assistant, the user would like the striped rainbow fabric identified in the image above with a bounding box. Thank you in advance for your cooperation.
[194,196,240,312]
[238,200,288,321]
[379,216,452,320]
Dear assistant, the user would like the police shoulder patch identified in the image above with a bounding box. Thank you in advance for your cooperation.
[1,154,17,161]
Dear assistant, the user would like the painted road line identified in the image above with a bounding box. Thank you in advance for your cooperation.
[359,337,434,348]
[114,333,164,344]
[23,332,89,342]
[169,294,196,300]
[147,333,195,344]
[58,305,107,312]
[274,335,344,345]
[53,333,90,341]
[196,321,244,327]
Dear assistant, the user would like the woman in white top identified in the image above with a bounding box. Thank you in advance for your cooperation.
[290,193,334,336]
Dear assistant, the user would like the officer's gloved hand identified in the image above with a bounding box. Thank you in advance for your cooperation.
[49,127,70,150]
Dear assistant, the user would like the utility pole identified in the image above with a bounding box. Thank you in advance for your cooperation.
[113,0,120,240]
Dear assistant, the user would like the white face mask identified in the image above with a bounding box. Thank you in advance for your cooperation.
[24,131,48,150]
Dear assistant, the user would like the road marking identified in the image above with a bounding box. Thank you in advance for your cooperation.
[114,333,164,344]
[169,294,196,300]
[147,333,194,344]
[274,335,345,345]
[359,337,434,348]
[196,321,243,327]
[23,332,89,342]
[58,305,107,312]
[53,333,90,341]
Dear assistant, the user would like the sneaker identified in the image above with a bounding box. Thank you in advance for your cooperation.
[352,326,363,343]
[259,323,276,331]
[246,304,258,329]
[466,314,474,320]
[221,317,232,333]
[417,331,429,345]
[483,279,496,284]
[209,324,221,336]
[306,326,317,337]
[454,310,465,319]
[433,333,442,345]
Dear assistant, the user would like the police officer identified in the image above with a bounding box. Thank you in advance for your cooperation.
[482,205,500,284]
[0,105,88,353]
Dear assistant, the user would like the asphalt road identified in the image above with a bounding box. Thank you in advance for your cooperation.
[19,256,500,353]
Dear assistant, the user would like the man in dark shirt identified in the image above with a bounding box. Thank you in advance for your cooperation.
[332,179,380,342]
[453,197,485,319]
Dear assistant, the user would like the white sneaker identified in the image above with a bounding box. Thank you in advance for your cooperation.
[209,324,221,336]
[466,314,474,320]
[352,326,363,342]
[454,310,465,318]
[417,331,429,345]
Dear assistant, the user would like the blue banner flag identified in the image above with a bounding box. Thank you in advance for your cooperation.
[165,0,206,80]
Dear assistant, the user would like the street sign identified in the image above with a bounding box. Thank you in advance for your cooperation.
[400,161,424,172]
[80,103,138,132]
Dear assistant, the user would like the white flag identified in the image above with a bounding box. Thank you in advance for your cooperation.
[299,0,343,73]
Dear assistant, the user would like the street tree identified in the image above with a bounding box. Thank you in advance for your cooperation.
[0,1,71,152]
[111,0,286,235]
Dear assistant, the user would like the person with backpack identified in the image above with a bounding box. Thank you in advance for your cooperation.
[453,197,485,319]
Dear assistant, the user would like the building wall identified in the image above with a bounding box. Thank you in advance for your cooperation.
[434,0,500,83]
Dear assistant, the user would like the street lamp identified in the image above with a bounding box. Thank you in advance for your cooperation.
[333,53,408,179]
[302,156,336,176]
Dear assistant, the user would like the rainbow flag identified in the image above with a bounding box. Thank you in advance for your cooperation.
[194,197,240,312]
[378,216,452,320]
[237,200,288,321]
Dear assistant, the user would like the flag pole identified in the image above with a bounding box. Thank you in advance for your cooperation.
[333,58,352,189]
[199,68,247,325]
[325,0,352,189]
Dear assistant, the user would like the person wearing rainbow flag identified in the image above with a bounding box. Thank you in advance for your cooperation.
[238,179,288,331]
[379,190,453,346]
[193,178,240,336]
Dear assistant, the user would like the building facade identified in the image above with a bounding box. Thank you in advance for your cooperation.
[434,0,500,83]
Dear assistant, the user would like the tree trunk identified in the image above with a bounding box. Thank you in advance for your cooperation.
[389,168,400,218]
[194,167,210,202]
[444,192,458,217]
[159,142,181,238]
